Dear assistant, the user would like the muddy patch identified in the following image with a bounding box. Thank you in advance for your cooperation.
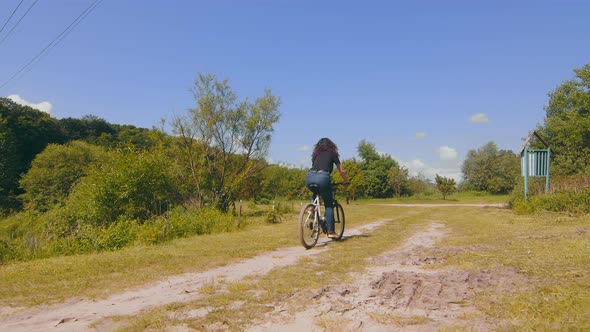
[368,267,526,311]
[249,222,529,331]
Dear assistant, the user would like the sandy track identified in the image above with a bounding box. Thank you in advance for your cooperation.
[0,220,390,332]
[247,220,518,332]
[1,203,514,331]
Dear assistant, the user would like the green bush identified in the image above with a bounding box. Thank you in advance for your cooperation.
[256,198,271,205]
[137,207,238,244]
[264,210,283,224]
[96,219,140,250]
[0,211,47,262]
[19,141,108,212]
[0,240,14,263]
[188,207,238,234]
[0,202,242,263]
[64,148,179,227]
[511,188,590,215]
[540,190,590,214]
[136,219,169,244]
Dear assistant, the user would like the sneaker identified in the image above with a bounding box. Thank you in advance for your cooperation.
[327,232,338,238]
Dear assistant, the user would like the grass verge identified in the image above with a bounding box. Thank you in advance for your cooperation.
[4,196,588,331]
[0,200,398,306]
[112,208,430,331]
[433,209,590,331]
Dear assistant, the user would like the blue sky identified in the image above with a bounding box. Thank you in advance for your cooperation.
[1,1,589,181]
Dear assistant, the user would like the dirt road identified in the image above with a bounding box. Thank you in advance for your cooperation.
[0,204,517,331]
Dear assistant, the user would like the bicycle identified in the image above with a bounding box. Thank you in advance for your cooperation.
[298,182,346,249]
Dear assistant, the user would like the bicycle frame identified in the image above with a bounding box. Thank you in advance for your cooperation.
[311,194,322,220]
[299,182,346,249]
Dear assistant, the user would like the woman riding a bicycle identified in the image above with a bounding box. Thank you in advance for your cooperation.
[305,137,350,238]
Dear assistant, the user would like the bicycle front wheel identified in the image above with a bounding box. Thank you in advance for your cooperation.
[333,202,345,240]
[299,203,319,249]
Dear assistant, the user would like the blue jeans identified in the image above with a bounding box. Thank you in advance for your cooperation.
[305,170,335,233]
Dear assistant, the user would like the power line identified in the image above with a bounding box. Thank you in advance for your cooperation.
[16,0,103,83]
[0,0,25,35]
[0,0,103,90]
[0,0,39,47]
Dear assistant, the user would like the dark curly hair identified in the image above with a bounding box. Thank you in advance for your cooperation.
[312,137,339,162]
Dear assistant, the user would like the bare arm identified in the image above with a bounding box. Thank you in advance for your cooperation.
[336,163,350,184]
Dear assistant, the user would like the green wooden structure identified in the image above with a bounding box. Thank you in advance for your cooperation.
[519,131,551,201]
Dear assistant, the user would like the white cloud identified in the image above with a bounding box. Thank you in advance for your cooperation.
[296,145,310,152]
[469,113,490,123]
[400,159,426,177]
[401,158,462,182]
[436,146,458,160]
[409,159,425,169]
[415,132,427,139]
[7,95,53,114]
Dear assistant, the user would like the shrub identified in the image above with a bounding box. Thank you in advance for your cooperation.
[539,190,590,215]
[0,198,241,262]
[64,148,179,227]
[510,174,590,215]
[19,141,107,212]
[256,198,271,205]
[435,174,456,200]
[96,219,140,250]
[264,210,283,224]
[0,240,14,264]
[136,207,238,244]
[511,188,590,215]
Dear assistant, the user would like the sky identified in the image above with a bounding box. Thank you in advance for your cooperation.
[1,0,589,181]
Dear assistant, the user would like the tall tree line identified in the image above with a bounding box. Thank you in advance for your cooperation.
[536,63,590,175]
[0,98,167,213]
[11,60,590,215]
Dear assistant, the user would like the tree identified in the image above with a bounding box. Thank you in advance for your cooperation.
[64,148,179,227]
[357,140,398,198]
[171,73,281,211]
[537,63,590,175]
[0,98,64,210]
[488,151,521,194]
[544,63,590,118]
[461,142,520,194]
[0,117,17,207]
[340,159,366,201]
[58,115,115,143]
[258,164,307,201]
[435,174,456,200]
[19,141,108,212]
[407,172,435,196]
[389,166,409,198]
[357,139,381,163]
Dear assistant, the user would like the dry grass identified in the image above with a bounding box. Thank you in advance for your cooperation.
[115,207,426,331]
[3,194,589,331]
[434,209,590,331]
[368,312,433,327]
[0,198,413,304]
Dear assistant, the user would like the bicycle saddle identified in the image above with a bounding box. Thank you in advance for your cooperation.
[308,184,321,193]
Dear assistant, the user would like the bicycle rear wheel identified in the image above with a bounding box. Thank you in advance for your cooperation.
[299,203,319,249]
[333,202,345,240]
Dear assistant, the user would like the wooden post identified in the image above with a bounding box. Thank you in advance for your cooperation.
[524,146,529,201]
[237,200,242,227]
[545,147,551,193]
